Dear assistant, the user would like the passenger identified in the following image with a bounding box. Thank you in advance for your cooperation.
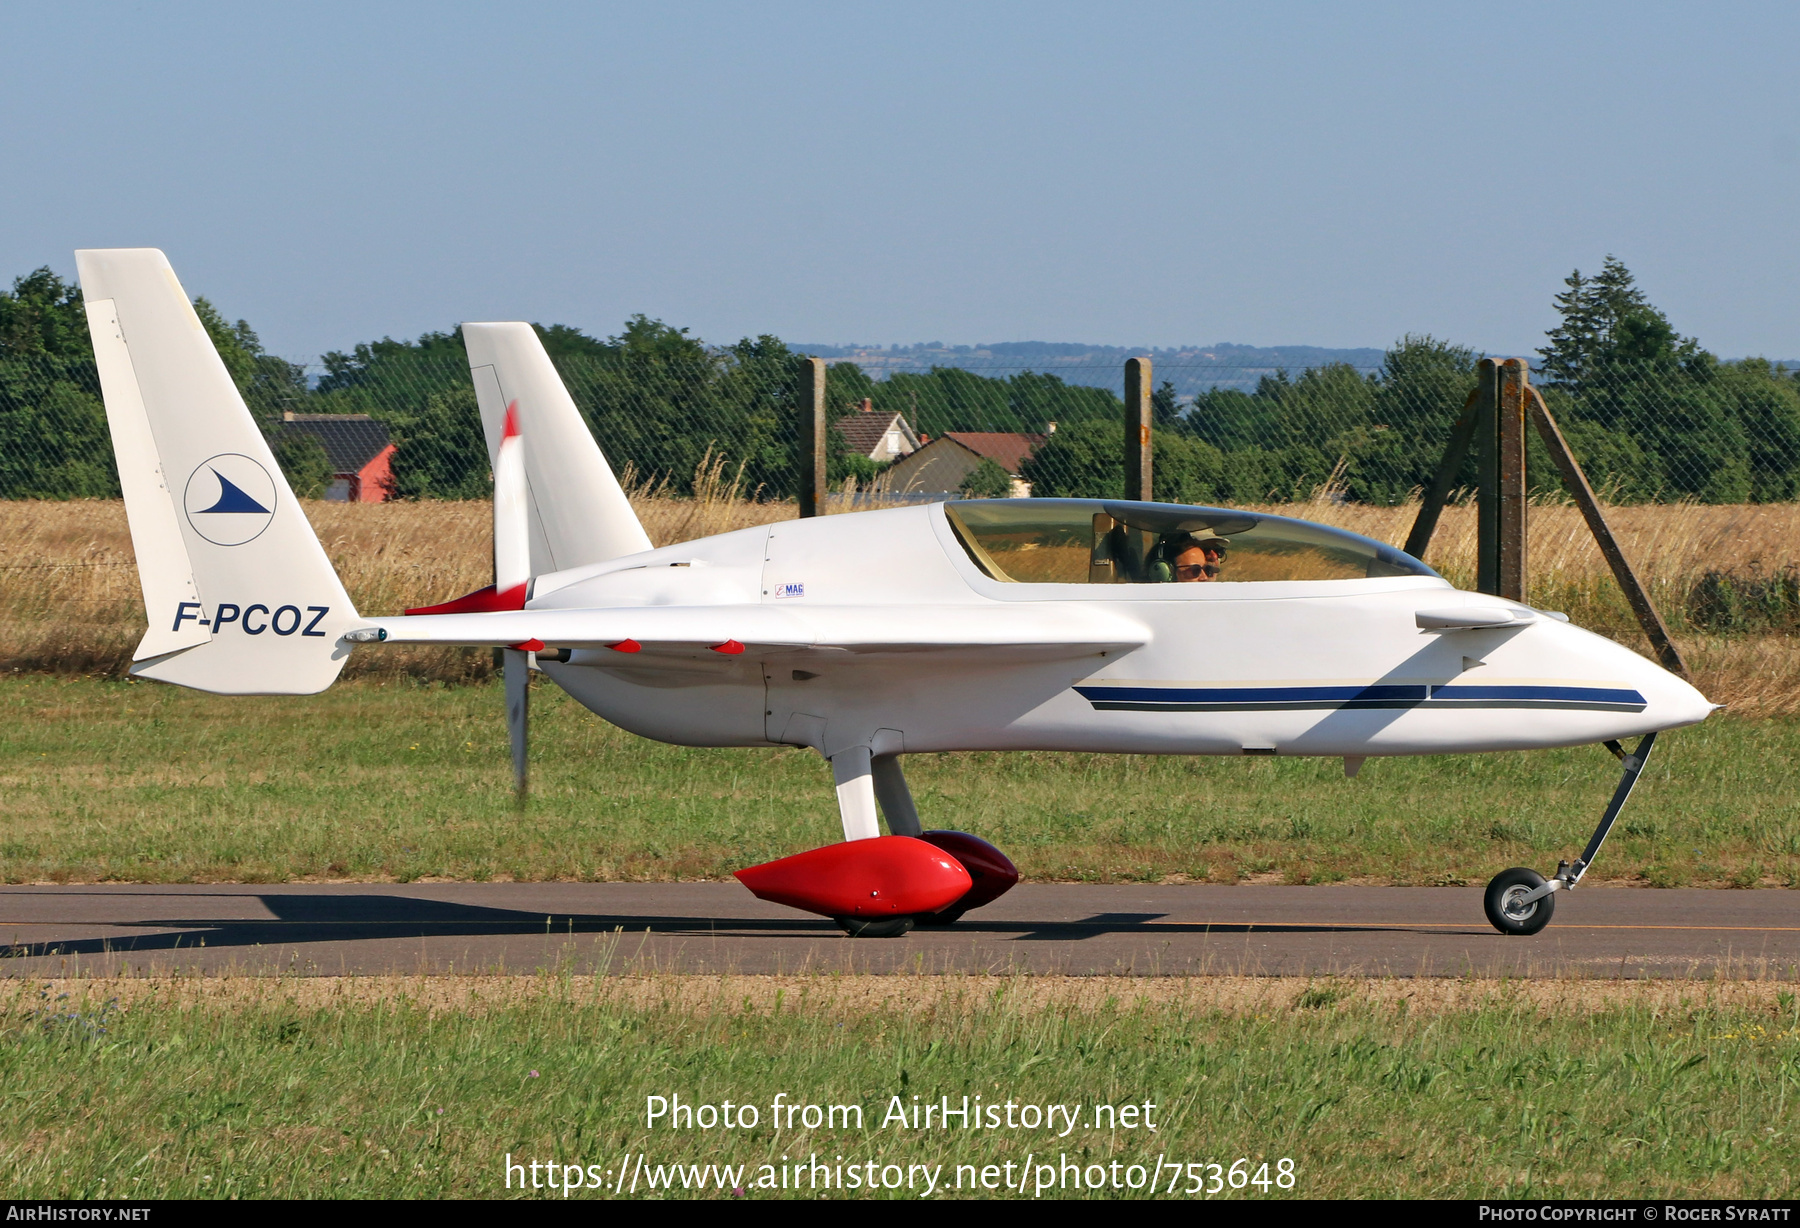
[1165,531,1228,582]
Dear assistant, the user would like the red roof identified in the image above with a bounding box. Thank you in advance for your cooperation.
[837,408,911,458]
[941,432,1046,475]
[279,413,392,474]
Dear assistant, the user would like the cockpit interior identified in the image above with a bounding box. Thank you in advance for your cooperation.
[943,499,1439,585]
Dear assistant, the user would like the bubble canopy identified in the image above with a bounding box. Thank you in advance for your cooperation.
[943,499,1441,585]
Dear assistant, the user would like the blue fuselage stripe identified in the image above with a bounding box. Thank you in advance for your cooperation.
[1074,683,1647,714]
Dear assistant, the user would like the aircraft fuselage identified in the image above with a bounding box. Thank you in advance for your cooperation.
[530,501,1710,762]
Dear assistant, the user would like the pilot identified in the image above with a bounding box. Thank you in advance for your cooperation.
[1164,531,1228,582]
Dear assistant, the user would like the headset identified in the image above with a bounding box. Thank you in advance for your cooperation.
[1147,532,1227,582]
[1144,532,1188,579]
[1145,540,1176,584]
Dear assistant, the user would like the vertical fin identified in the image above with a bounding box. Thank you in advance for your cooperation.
[75,248,357,695]
[84,296,209,660]
[464,322,652,575]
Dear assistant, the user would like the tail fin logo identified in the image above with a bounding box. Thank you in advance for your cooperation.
[183,454,277,546]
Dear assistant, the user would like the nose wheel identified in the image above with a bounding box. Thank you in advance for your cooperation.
[1484,867,1555,935]
[1483,732,1657,936]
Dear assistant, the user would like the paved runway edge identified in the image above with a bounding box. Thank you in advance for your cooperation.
[1,884,1794,978]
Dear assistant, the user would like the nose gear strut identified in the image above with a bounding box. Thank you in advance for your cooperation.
[1483,731,1659,936]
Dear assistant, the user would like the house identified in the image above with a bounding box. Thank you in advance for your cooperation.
[880,428,1049,498]
[835,399,920,463]
[279,412,396,502]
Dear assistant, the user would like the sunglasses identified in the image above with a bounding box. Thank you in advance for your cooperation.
[1173,562,1218,579]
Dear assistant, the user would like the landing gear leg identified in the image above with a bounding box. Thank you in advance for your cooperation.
[828,746,912,937]
[871,753,923,837]
[1484,732,1659,935]
[831,746,882,843]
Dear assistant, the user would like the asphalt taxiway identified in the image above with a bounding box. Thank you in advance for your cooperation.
[0,883,1794,977]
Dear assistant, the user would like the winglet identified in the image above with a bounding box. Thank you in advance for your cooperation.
[464,323,652,574]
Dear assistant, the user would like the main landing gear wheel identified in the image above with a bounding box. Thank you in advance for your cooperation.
[1484,867,1555,936]
[835,916,915,938]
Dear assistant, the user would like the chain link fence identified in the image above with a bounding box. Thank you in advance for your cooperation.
[8,328,1800,678]
[6,338,1799,511]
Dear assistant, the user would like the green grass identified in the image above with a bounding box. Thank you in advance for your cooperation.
[1,978,1795,1199]
[3,675,1797,887]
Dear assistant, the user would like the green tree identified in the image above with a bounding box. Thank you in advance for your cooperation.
[1539,256,1663,393]
[386,388,490,499]
[1004,370,1119,431]
[1018,418,1116,497]
[873,367,1007,436]
[1724,360,1800,501]
[0,267,89,360]
[192,297,309,420]
[554,319,808,498]
[271,430,334,499]
[1352,335,1479,504]
[1151,432,1225,504]
[0,268,115,498]
[861,367,1118,439]
[1151,379,1181,428]
[312,318,799,500]
[1019,418,1225,503]
[959,457,1013,498]
[1539,260,1759,501]
[711,333,807,497]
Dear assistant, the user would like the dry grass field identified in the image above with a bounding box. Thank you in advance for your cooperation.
[5,492,1799,712]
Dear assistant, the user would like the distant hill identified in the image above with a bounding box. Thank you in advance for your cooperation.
[793,340,1388,396]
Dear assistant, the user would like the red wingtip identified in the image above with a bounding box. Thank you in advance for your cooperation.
[511,638,546,652]
[710,639,745,655]
[502,399,520,440]
[608,639,641,654]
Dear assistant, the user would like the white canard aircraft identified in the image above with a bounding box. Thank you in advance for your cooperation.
[76,248,1715,937]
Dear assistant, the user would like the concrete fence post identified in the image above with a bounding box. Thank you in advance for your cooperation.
[798,356,827,518]
[1124,356,1152,502]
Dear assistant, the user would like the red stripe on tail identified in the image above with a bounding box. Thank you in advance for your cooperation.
[404,582,527,616]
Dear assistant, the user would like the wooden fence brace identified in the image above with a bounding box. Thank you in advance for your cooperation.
[1527,387,1690,679]
[1402,386,1481,560]
[797,356,827,518]
[1124,356,1153,502]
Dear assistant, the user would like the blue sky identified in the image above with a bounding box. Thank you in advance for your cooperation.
[6,2,1798,361]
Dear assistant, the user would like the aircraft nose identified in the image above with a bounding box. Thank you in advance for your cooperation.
[1538,618,1714,735]
[1631,652,1715,731]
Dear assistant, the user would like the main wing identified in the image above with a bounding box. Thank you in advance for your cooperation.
[353,603,1149,660]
